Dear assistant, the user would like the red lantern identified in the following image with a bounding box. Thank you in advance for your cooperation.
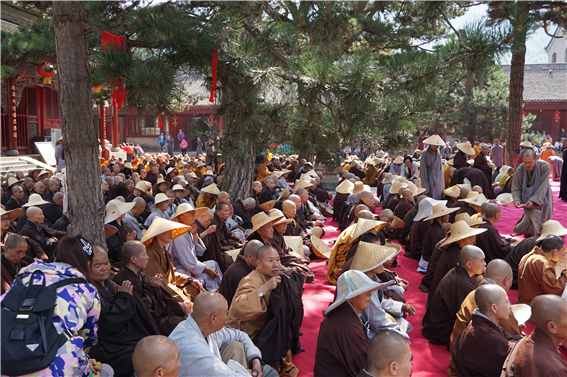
[522,111,527,116]
[94,84,103,93]
[37,62,56,84]
[172,116,178,126]
[554,110,560,122]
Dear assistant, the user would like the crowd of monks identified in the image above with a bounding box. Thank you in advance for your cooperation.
[1,133,566,377]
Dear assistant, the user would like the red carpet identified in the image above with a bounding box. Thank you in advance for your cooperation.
[293,178,567,376]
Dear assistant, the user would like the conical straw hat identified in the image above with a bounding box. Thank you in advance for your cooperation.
[201,183,220,195]
[389,181,408,194]
[311,236,332,259]
[440,220,487,247]
[462,193,488,207]
[424,203,459,221]
[23,194,49,207]
[393,156,404,164]
[284,236,304,255]
[443,185,461,198]
[105,199,136,224]
[457,141,475,155]
[519,141,532,148]
[308,226,323,238]
[536,220,567,241]
[423,134,445,147]
[384,240,402,255]
[324,270,394,316]
[268,209,293,225]
[455,213,485,227]
[277,186,291,201]
[246,212,284,239]
[458,191,479,202]
[389,216,404,229]
[495,193,513,207]
[273,169,292,179]
[336,180,354,194]
[414,198,447,221]
[171,202,208,222]
[351,241,400,272]
[0,207,22,222]
[140,217,191,247]
[381,173,394,184]
[150,193,173,209]
[351,218,388,241]
[293,180,315,192]
[259,200,277,212]
[129,181,149,195]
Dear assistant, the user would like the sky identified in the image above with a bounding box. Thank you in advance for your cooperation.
[450,3,553,65]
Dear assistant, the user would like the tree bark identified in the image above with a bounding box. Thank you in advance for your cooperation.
[505,44,526,168]
[53,1,106,247]
[222,141,255,203]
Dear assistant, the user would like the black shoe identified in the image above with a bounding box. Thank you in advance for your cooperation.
[419,283,430,293]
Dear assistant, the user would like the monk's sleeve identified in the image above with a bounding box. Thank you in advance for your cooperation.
[529,163,551,205]
[232,282,268,322]
[511,168,523,202]
[195,195,206,208]
[144,250,164,279]
[540,265,567,296]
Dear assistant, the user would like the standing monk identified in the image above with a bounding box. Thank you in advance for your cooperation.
[420,135,445,200]
[511,149,553,237]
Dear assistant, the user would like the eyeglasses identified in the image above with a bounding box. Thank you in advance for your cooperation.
[1,217,11,222]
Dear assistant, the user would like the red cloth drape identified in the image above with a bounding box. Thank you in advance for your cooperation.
[209,49,218,102]
[101,31,129,110]
[158,114,164,128]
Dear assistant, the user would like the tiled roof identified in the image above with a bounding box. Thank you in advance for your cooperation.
[501,64,567,103]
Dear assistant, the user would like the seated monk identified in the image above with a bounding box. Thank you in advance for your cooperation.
[423,246,486,348]
[267,208,314,284]
[359,331,413,377]
[453,284,522,377]
[195,209,233,273]
[132,335,181,377]
[141,217,203,303]
[258,177,276,204]
[449,259,521,377]
[517,235,567,305]
[114,240,188,336]
[282,199,311,258]
[418,203,457,275]
[393,189,414,222]
[1,234,33,294]
[443,185,464,223]
[501,295,567,377]
[342,215,387,269]
[227,245,302,376]
[219,240,263,307]
[87,245,160,377]
[314,270,392,377]
[1,207,46,261]
[19,206,65,259]
[397,194,427,247]
[475,203,514,263]
[363,160,379,186]
[326,212,362,285]
[195,183,219,209]
[405,198,436,261]
[455,191,484,218]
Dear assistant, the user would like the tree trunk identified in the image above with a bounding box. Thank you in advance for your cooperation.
[53,1,106,247]
[222,141,255,202]
[505,45,526,168]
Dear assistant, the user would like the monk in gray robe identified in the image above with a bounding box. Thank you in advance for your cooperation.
[420,142,445,200]
[511,150,553,237]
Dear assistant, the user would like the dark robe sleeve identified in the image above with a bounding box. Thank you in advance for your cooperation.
[475,221,512,263]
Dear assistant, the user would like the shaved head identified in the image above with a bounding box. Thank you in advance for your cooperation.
[485,259,512,290]
[380,209,394,221]
[460,187,470,199]
[357,210,375,220]
[354,204,369,217]
[472,185,483,194]
[122,240,145,264]
[367,330,412,376]
[459,245,484,266]
[475,284,507,314]
[132,335,180,377]
[191,291,228,324]
[243,239,264,259]
[530,294,567,332]
[401,189,413,201]
[26,206,41,218]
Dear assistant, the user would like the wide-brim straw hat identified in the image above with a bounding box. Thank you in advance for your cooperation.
[351,219,388,241]
[171,184,190,197]
[259,200,277,212]
[349,181,371,195]
[424,203,459,221]
[7,177,23,189]
[273,169,291,179]
[0,207,22,222]
[196,161,206,168]
[284,236,304,255]
[392,156,404,164]
[440,220,487,247]
[336,180,354,194]
[124,163,135,170]
[302,170,318,179]
[324,270,394,316]
[462,193,488,207]
[140,216,191,247]
[457,141,476,155]
[520,141,533,148]
[423,135,445,147]
[105,199,136,224]
[171,202,208,222]
[443,185,461,198]
[153,178,171,191]
[311,235,332,259]
[543,142,552,148]
[176,161,186,169]
[380,173,394,185]
[165,167,177,175]
[447,159,454,166]
[23,194,50,207]
[275,186,290,201]
[150,193,173,209]
[320,202,334,215]
[129,181,149,195]
[536,220,567,241]
[351,241,400,272]
[37,169,53,179]
[458,191,479,202]
[384,240,402,255]
[510,304,531,326]
[308,226,323,238]
[455,213,485,227]
[389,216,404,229]
[364,157,375,165]
[293,180,315,192]
[414,198,447,221]
[495,193,513,207]
[246,211,284,239]
[499,165,512,174]
[201,183,220,195]
[389,180,408,194]
[204,169,215,176]
[269,209,293,225]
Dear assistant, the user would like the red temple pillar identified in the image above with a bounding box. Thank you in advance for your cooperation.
[111,101,119,147]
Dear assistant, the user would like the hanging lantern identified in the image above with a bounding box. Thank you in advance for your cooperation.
[37,62,56,84]
[94,84,103,93]
[522,111,527,116]
[172,116,178,126]
[554,110,560,122]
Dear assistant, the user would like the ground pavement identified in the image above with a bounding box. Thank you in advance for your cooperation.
[292,179,567,377]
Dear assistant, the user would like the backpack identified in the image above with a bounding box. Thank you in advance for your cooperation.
[1,270,87,376]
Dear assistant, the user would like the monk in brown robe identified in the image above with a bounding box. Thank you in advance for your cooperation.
[219,240,263,307]
[449,259,522,377]
[502,295,567,376]
[452,285,521,377]
[393,189,414,222]
[474,203,513,263]
[195,209,234,273]
[423,246,486,348]
[505,236,537,290]
[418,203,454,279]
[407,217,431,261]
[517,235,567,305]
[1,234,32,294]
